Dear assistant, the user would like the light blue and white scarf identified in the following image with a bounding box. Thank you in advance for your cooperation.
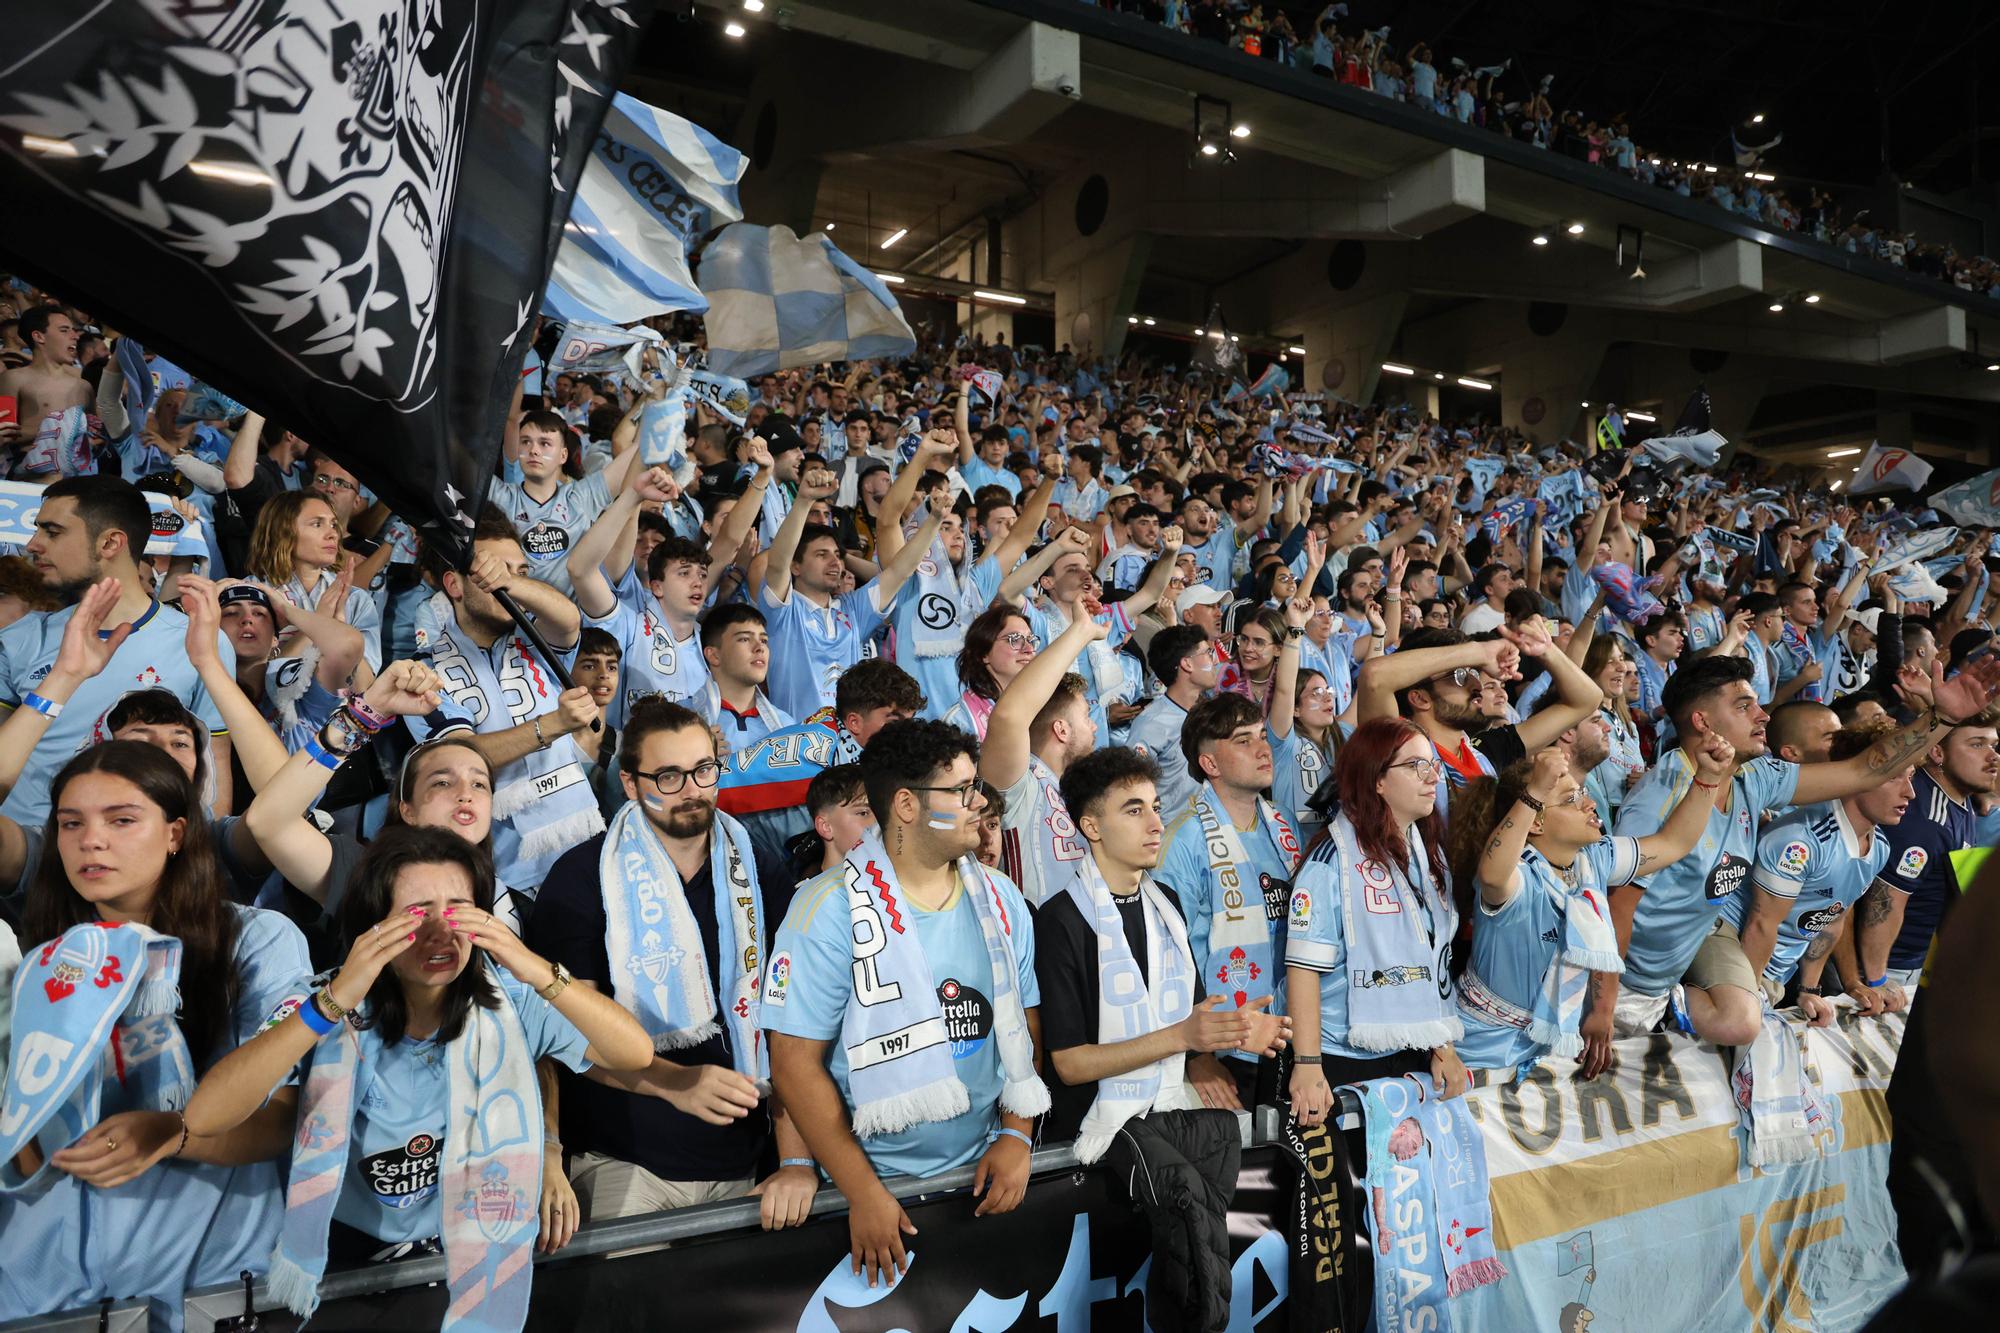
[415,591,605,874]
[901,505,966,660]
[1731,1005,1830,1168]
[1193,782,1301,1011]
[837,830,1048,1139]
[1525,852,1621,1058]
[1326,812,1460,1052]
[600,801,768,1086]
[0,921,190,1195]
[1063,859,1199,1164]
[271,970,543,1332]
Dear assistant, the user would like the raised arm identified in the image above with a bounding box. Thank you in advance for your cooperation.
[1119,526,1186,619]
[1000,526,1090,604]
[954,387,976,464]
[705,441,774,595]
[1630,734,1734,870]
[176,577,290,791]
[872,506,946,607]
[474,546,580,651]
[1356,635,1517,725]
[1791,660,2000,806]
[979,601,1106,791]
[1475,749,1567,907]
[1266,596,1310,741]
[241,662,446,902]
[983,476,1056,576]
[1512,623,1606,754]
[220,411,267,491]
[567,467,671,620]
[761,471,836,605]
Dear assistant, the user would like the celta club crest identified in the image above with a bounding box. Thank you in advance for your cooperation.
[1216,945,1260,1005]
[629,928,681,984]
[459,1160,530,1239]
[38,929,117,1004]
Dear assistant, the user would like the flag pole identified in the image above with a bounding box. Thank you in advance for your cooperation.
[491,587,602,733]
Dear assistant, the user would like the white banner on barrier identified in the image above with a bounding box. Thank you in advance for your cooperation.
[1453,1010,1906,1333]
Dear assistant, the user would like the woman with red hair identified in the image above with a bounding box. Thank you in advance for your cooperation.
[1283,717,1466,1124]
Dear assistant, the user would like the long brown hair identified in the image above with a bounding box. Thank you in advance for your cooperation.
[1332,716,1449,902]
[246,489,333,584]
[25,741,242,1059]
[1444,761,1540,926]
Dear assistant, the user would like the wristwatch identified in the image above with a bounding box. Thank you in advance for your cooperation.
[538,961,573,1003]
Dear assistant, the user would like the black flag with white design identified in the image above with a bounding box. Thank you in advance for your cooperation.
[1188,302,1241,377]
[0,0,653,563]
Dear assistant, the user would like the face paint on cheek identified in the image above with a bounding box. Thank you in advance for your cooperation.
[641,791,668,813]
[927,808,962,832]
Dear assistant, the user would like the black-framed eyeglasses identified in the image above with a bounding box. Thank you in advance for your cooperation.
[312,473,358,493]
[912,780,986,809]
[634,760,722,795]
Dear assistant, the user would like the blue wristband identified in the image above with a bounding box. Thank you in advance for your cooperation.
[22,691,62,719]
[779,1157,816,1171]
[302,734,343,771]
[296,992,337,1036]
[989,1127,1034,1151]
[1865,974,1888,989]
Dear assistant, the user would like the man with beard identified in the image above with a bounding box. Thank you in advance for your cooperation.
[770,720,1044,1289]
[1353,625,1593,800]
[1037,747,1287,1151]
[1606,655,2000,1046]
[0,475,234,822]
[527,699,815,1227]
[410,508,600,894]
[1845,708,2000,1009]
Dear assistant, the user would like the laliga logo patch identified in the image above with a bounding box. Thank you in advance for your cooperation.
[763,952,791,1007]
[1289,888,1312,929]
[1898,846,1929,879]
[1776,841,1811,877]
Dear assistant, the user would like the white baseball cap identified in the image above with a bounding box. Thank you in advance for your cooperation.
[1176,585,1230,615]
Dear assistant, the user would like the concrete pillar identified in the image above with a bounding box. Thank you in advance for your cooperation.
[1497,328,1608,446]
[1301,293,1409,407]
[1049,233,1150,360]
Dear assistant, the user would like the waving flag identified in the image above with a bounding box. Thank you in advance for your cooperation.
[1481,495,1533,541]
[698,225,917,377]
[1638,387,1728,469]
[1245,362,1291,399]
[1189,303,1242,377]
[544,93,749,323]
[548,321,667,380]
[0,0,653,564]
[1847,442,1935,496]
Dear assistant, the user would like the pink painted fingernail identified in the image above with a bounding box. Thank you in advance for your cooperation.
[406,933,416,941]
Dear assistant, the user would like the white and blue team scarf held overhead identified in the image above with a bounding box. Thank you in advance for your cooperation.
[835,830,1048,1139]
[0,921,192,1195]
[901,503,966,660]
[1325,812,1461,1052]
[1193,782,1301,1010]
[599,800,769,1086]
[1063,859,1200,1165]
[415,591,605,868]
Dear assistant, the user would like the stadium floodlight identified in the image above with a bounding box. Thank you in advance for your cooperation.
[1566,222,1584,236]
[1456,377,1494,391]
[880,227,908,249]
[1194,95,1236,163]
[1381,362,1416,375]
[724,21,746,37]
[1531,235,1549,247]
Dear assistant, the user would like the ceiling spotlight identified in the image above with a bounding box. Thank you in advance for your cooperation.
[1987,363,2000,372]
[1193,93,1237,163]
[1192,327,1204,336]
[1229,334,1240,342]
[1626,411,1656,423]
[880,227,907,249]
[823,222,835,231]
[1199,143,1219,157]
[1566,222,1585,236]
[1231,124,1251,139]
[973,289,1028,305]
[1143,317,1156,325]
[1768,301,1785,313]
[1531,235,1550,247]
[1127,316,1138,325]
[1433,372,1445,380]
[1381,362,1416,375]
[1750,112,1765,124]
[744,0,765,9]
[1830,478,1843,492]
[1457,376,1494,391]
[1704,164,1719,173]
[1581,400,1591,407]
[724,21,746,37]
[1826,447,1861,458]
[1804,293,1820,304]
[873,273,905,284]
[1288,345,1307,355]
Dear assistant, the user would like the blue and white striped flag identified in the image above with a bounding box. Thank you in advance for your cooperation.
[1928,470,2000,528]
[544,94,749,323]
[698,225,917,377]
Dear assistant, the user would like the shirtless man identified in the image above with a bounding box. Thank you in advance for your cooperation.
[0,306,91,467]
